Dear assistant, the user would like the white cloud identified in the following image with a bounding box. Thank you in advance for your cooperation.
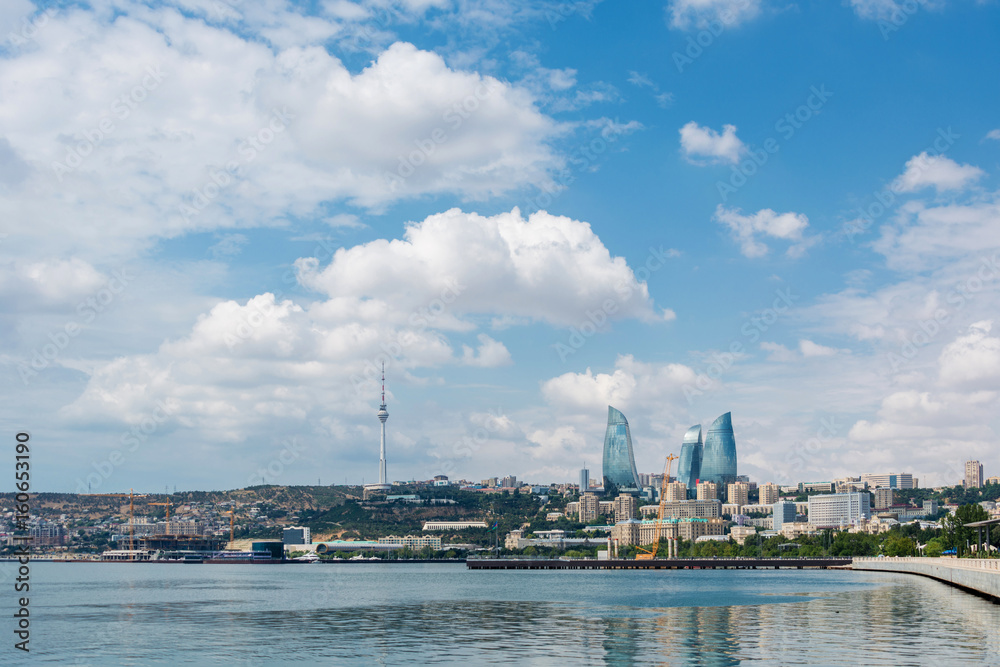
[295,207,669,327]
[760,341,796,362]
[872,195,1000,271]
[799,339,839,357]
[668,0,761,30]
[985,129,1000,141]
[679,122,746,165]
[893,152,984,193]
[461,334,513,367]
[0,8,567,259]
[939,321,1000,390]
[714,205,811,258]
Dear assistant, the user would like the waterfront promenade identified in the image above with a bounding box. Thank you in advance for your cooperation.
[852,557,1000,602]
[468,557,851,570]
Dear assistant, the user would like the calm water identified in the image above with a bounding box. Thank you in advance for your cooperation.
[2,562,1000,665]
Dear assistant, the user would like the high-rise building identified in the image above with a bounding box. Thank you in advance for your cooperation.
[701,412,737,500]
[697,481,718,501]
[580,467,589,493]
[808,492,871,529]
[579,492,599,524]
[860,472,914,490]
[965,460,984,489]
[602,406,641,495]
[759,483,780,506]
[727,482,749,508]
[873,488,894,510]
[665,481,687,502]
[677,425,703,499]
[283,526,311,546]
[613,493,637,523]
[773,501,796,531]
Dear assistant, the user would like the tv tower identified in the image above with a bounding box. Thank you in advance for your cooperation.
[377,362,389,485]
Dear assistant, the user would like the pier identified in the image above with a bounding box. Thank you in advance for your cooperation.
[467,557,851,570]
[852,557,1000,602]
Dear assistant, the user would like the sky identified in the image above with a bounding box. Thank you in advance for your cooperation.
[2,0,999,493]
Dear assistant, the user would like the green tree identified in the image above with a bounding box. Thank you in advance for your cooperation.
[923,537,945,558]
[883,534,917,557]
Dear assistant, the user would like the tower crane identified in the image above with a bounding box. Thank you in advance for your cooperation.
[636,454,678,561]
[81,489,142,556]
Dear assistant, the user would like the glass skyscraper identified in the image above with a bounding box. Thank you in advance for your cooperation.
[602,406,641,495]
[677,425,703,499]
[701,412,737,500]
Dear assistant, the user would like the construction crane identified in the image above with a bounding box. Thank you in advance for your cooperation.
[148,500,172,521]
[81,489,141,556]
[636,454,678,560]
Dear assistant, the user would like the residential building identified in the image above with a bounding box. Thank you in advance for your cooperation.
[727,482,749,507]
[580,492,600,524]
[665,481,687,502]
[721,503,741,516]
[987,476,1000,486]
[807,492,871,529]
[798,481,835,493]
[697,481,718,501]
[613,494,637,523]
[759,483,780,506]
[677,424,703,499]
[638,499,721,519]
[860,472,915,489]
[602,406,642,495]
[500,475,518,488]
[700,412,738,500]
[873,488,893,510]
[965,460,984,489]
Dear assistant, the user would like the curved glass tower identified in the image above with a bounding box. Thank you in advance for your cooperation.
[602,406,641,495]
[701,412,737,499]
[677,425,703,499]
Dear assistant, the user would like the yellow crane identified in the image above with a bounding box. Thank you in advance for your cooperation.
[82,489,141,555]
[636,454,678,560]
[222,510,237,547]
[148,500,173,521]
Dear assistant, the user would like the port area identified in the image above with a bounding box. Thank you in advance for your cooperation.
[467,557,853,570]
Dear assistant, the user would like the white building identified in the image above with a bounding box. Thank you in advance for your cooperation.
[808,492,871,529]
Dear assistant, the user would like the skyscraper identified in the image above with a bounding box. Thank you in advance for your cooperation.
[677,425,703,499]
[580,466,590,493]
[965,460,984,489]
[602,406,641,495]
[701,412,737,501]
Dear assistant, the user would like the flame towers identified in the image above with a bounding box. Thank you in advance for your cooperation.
[701,412,737,498]
[602,406,641,495]
[677,425,703,499]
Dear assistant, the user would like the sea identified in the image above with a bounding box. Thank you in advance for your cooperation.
[2,562,1000,665]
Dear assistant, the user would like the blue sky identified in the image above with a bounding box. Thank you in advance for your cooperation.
[2,0,999,492]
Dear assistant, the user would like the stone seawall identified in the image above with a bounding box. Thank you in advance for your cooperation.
[853,557,1000,602]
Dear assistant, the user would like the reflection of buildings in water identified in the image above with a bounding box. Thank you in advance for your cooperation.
[646,606,742,667]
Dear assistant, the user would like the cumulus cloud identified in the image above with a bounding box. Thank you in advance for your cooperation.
[760,340,844,361]
[893,152,984,193]
[714,205,812,258]
[668,0,762,30]
[0,8,566,258]
[462,334,513,367]
[295,207,669,327]
[799,339,839,357]
[939,321,1000,390]
[541,355,697,413]
[679,122,746,165]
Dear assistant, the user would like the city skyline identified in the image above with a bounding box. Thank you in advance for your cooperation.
[2,2,1000,493]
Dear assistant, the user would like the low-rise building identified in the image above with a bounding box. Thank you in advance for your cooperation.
[729,525,757,545]
[378,535,442,550]
[421,521,489,531]
[638,500,721,519]
[611,517,725,547]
